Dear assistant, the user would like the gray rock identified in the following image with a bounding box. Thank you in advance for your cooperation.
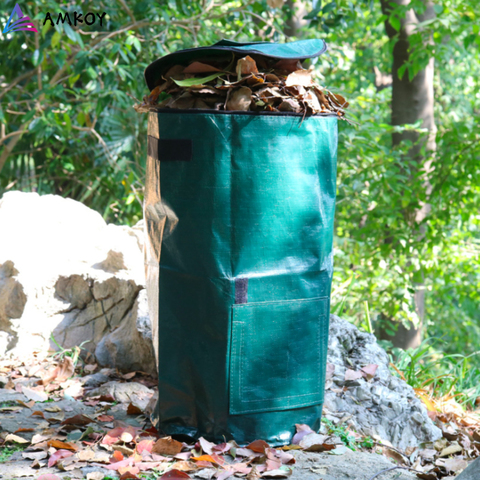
[0,191,155,375]
[81,372,110,388]
[454,457,480,480]
[95,289,156,376]
[325,314,442,450]
[288,450,416,480]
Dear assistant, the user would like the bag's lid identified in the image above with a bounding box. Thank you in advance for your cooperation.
[144,38,327,91]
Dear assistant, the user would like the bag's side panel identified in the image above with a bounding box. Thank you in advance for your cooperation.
[227,114,338,444]
[154,113,235,439]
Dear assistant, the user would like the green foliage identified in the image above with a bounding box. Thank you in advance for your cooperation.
[0,444,25,463]
[321,418,374,450]
[50,334,88,367]
[390,339,480,407]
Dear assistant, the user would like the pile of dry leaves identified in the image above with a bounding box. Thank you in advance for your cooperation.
[135,54,349,117]
[374,393,480,480]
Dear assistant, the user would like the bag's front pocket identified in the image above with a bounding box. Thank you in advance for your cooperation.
[229,297,328,415]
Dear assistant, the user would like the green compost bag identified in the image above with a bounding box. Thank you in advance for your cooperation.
[144,39,338,446]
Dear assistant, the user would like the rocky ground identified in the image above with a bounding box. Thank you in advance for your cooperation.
[0,356,419,480]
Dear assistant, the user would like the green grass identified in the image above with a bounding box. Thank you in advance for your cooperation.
[389,338,480,408]
[0,444,25,463]
[321,418,374,450]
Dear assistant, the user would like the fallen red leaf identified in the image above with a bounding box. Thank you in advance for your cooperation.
[14,428,34,433]
[142,426,160,438]
[136,439,155,454]
[102,426,138,446]
[98,414,114,422]
[247,439,270,453]
[160,470,191,479]
[31,410,45,418]
[48,449,74,467]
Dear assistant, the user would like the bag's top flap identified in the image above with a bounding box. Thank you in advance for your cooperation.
[144,38,327,91]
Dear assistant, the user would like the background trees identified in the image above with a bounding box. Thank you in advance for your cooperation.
[1,1,479,369]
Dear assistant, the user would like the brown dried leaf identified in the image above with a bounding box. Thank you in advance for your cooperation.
[285,70,313,87]
[247,439,270,453]
[47,439,78,451]
[164,65,185,79]
[152,436,184,455]
[183,62,221,74]
[42,357,74,385]
[236,56,259,80]
[127,403,143,415]
[439,442,463,457]
[299,433,336,452]
[273,59,303,73]
[226,87,252,111]
[77,449,95,462]
[22,386,48,402]
[443,457,468,473]
[61,414,93,426]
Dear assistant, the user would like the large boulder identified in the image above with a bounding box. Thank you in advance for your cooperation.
[0,191,156,375]
[324,314,442,450]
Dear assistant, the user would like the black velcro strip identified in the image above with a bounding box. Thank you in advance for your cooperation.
[148,136,192,162]
[235,278,248,304]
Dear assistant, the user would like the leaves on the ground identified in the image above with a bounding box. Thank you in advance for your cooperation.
[41,357,75,385]
[47,439,78,451]
[152,436,184,455]
[344,369,364,381]
[160,469,191,479]
[4,433,30,443]
[22,386,48,402]
[127,403,143,415]
[247,439,270,453]
[61,414,93,426]
[48,449,74,467]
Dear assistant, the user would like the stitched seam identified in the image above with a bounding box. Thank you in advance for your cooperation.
[232,296,327,309]
[231,298,327,413]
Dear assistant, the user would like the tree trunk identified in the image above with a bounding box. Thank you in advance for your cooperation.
[379,0,436,349]
[284,0,308,37]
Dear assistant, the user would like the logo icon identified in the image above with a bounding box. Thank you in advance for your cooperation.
[3,3,38,34]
